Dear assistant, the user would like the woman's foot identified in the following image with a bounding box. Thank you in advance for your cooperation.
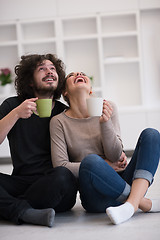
[106,202,134,225]
[149,199,160,212]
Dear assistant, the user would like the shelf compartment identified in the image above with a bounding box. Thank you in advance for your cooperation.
[103,62,142,107]
[0,24,17,42]
[21,20,55,41]
[102,36,138,59]
[62,17,97,37]
[22,42,57,55]
[101,13,137,35]
[0,45,19,73]
[63,39,100,88]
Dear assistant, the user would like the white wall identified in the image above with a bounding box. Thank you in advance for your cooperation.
[0,0,58,21]
[0,0,155,22]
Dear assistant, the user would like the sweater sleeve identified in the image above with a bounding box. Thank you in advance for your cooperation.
[100,101,123,162]
[50,115,80,178]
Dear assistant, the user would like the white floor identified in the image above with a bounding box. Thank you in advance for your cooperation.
[0,163,160,240]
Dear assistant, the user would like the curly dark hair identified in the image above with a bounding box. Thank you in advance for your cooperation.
[14,54,66,101]
[62,76,70,106]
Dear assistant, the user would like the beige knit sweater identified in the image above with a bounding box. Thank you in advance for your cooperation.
[50,101,123,178]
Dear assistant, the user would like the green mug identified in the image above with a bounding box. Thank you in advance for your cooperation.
[34,99,52,118]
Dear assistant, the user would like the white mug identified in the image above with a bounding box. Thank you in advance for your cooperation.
[86,97,103,117]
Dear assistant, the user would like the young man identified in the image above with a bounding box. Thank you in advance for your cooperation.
[0,54,77,227]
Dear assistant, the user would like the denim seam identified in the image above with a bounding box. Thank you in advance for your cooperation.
[116,182,131,202]
[133,169,153,185]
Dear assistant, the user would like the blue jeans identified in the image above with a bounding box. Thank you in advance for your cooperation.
[79,128,160,213]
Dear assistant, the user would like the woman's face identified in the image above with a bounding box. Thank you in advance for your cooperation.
[65,71,91,96]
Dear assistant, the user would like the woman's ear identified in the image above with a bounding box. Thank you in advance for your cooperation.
[89,87,93,95]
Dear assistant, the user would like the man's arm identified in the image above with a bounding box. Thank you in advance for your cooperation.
[0,98,38,144]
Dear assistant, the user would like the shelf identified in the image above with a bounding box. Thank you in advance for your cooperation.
[0,41,18,47]
[63,34,98,41]
[101,31,138,38]
[104,57,140,64]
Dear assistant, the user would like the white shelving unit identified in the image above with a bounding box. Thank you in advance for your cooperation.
[0,12,141,104]
[0,8,160,154]
[100,12,143,108]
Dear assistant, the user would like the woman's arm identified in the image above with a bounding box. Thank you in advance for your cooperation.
[50,116,80,178]
[100,100,123,162]
[105,151,128,171]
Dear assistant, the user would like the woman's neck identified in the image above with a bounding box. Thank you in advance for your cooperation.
[65,93,89,119]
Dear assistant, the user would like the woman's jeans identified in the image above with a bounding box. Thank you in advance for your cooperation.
[79,128,160,213]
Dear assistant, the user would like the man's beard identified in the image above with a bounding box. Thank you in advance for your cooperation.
[33,84,56,95]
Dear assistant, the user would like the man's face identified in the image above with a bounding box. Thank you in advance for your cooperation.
[33,60,59,95]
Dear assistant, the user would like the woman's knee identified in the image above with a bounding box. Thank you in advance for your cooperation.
[140,128,160,144]
[80,154,103,172]
[79,154,112,184]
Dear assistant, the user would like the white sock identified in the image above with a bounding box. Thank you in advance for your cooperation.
[106,202,135,225]
[149,199,160,212]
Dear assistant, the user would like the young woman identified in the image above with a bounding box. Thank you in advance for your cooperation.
[50,71,160,225]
